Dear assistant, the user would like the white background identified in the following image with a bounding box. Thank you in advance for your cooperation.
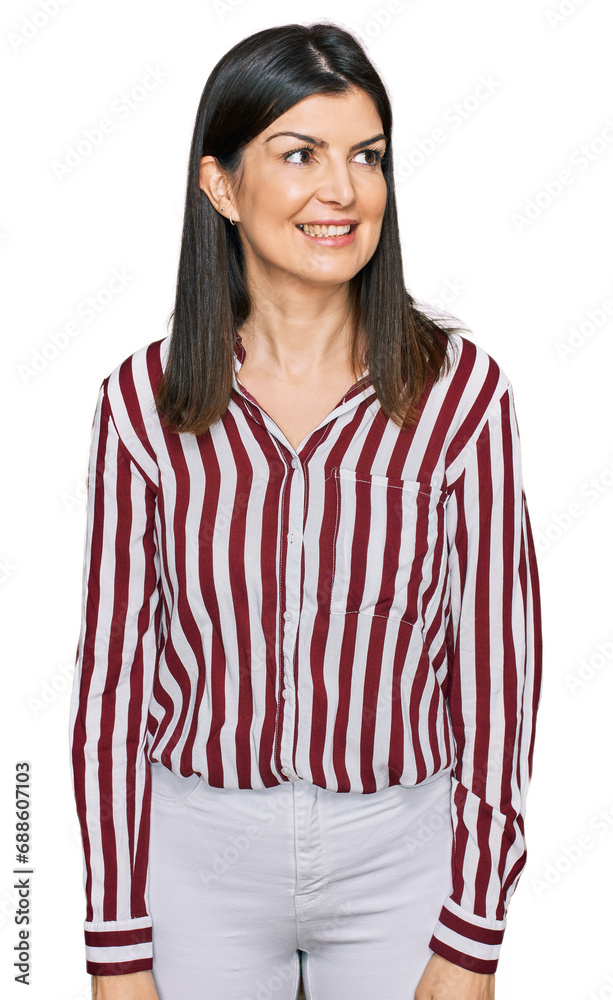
[1,0,612,997]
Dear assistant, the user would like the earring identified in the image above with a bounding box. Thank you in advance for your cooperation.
[221,201,236,225]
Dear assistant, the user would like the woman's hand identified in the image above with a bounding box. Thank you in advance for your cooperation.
[415,954,495,999]
[92,971,160,1000]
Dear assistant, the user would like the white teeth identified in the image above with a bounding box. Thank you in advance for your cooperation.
[298,224,352,237]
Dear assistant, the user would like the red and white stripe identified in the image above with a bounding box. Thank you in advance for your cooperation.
[69,331,542,975]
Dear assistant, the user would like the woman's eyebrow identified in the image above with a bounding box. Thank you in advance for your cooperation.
[264,131,388,151]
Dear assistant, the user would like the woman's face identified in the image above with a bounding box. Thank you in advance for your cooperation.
[203,87,388,290]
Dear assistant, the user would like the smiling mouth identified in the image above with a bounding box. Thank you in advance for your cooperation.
[297,223,356,238]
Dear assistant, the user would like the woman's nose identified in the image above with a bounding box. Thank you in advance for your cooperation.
[314,158,356,206]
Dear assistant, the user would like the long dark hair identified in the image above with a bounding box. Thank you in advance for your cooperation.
[155,21,467,436]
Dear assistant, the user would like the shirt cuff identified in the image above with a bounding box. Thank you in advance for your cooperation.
[428,899,506,974]
[84,916,153,975]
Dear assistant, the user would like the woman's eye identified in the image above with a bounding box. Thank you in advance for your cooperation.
[354,149,382,166]
[284,147,383,166]
[284,148,314,164]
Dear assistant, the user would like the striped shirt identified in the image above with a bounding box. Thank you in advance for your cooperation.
[69,330,542,977]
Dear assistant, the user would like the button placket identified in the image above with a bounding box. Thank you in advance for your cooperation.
[277,455,304,781]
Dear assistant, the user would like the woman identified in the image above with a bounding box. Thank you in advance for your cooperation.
[69,21,542,1000]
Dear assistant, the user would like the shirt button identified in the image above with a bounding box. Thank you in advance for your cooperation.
[291,458,299,469]
[282,688,289,699]
[283,610,292,621]
[281,767,290,776]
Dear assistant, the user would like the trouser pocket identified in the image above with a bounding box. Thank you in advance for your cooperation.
[150,760,202,805]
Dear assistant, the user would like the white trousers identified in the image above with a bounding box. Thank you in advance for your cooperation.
[148,761,454,1000]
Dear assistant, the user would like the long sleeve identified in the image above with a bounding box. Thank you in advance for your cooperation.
[69,379,161,975]
[428,381,543,973]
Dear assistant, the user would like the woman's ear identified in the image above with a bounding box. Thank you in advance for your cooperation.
[199,155,236,220]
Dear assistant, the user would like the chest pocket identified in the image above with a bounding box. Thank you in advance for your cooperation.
[329,466,449,632]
